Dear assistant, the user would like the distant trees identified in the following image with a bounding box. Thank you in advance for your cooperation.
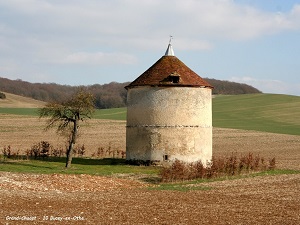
[39,89,95,168]
[0,77,129,109]
[0,77,75,102]
[0,92,6,99]
[87,82,128,108]
[0,77,261,108]
[205,78,261,95]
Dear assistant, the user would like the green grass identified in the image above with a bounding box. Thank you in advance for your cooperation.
[0,157,159,176]
[93,108,126,120]
[0,108,39,116]
[213,94,300,135]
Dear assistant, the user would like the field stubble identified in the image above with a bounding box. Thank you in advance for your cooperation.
[0,115,126,158]
[0,114,299,170]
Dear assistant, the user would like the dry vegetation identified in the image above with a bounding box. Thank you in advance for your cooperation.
[0,92,45,108]
[1,114,300,224]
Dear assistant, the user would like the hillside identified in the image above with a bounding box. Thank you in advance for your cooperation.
[0,77,261,108]
[0,92,45,108]
[213,94,300,135]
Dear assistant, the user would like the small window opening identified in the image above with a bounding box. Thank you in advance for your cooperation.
[170,75,180,83]
[159,72,181,84]
[163,155,169,161]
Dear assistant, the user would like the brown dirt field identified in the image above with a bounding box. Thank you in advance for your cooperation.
[1,173,300,224]
[1,115,300,224]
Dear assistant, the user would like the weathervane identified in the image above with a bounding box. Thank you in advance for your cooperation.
[169,35,173,44]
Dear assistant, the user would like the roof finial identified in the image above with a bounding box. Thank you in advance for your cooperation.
[165,35,175,56]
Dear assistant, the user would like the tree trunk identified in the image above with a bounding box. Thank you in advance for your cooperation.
[65,120,78,168]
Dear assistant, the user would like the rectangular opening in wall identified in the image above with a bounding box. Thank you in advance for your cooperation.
[171,75,180,83]
[163,155,169,161]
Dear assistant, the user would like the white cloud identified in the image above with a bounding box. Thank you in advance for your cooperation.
[2,0,300,52]
[58,52,138,65]
[288,4,300,29]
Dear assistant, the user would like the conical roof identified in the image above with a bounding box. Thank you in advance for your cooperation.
[125,45,213,90]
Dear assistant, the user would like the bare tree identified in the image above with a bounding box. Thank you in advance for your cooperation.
[39,89,95,168]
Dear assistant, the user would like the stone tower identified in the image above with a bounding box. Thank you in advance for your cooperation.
[125,43,213,165]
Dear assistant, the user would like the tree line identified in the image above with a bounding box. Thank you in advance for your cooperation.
[0,77,261,108]
[206,78,261,95]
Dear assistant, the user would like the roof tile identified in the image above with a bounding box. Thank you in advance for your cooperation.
[125,56,213,89]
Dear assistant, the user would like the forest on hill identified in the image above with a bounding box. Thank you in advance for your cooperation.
[0,77,261,109]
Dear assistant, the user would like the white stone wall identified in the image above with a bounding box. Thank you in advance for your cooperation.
[126,86,212,164]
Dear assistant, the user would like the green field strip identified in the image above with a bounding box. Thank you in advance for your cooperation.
[0,107,127,120]
[93,108,127,120]
[0,108,39,116]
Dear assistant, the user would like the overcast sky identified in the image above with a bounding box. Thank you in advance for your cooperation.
[0,0,300,96]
